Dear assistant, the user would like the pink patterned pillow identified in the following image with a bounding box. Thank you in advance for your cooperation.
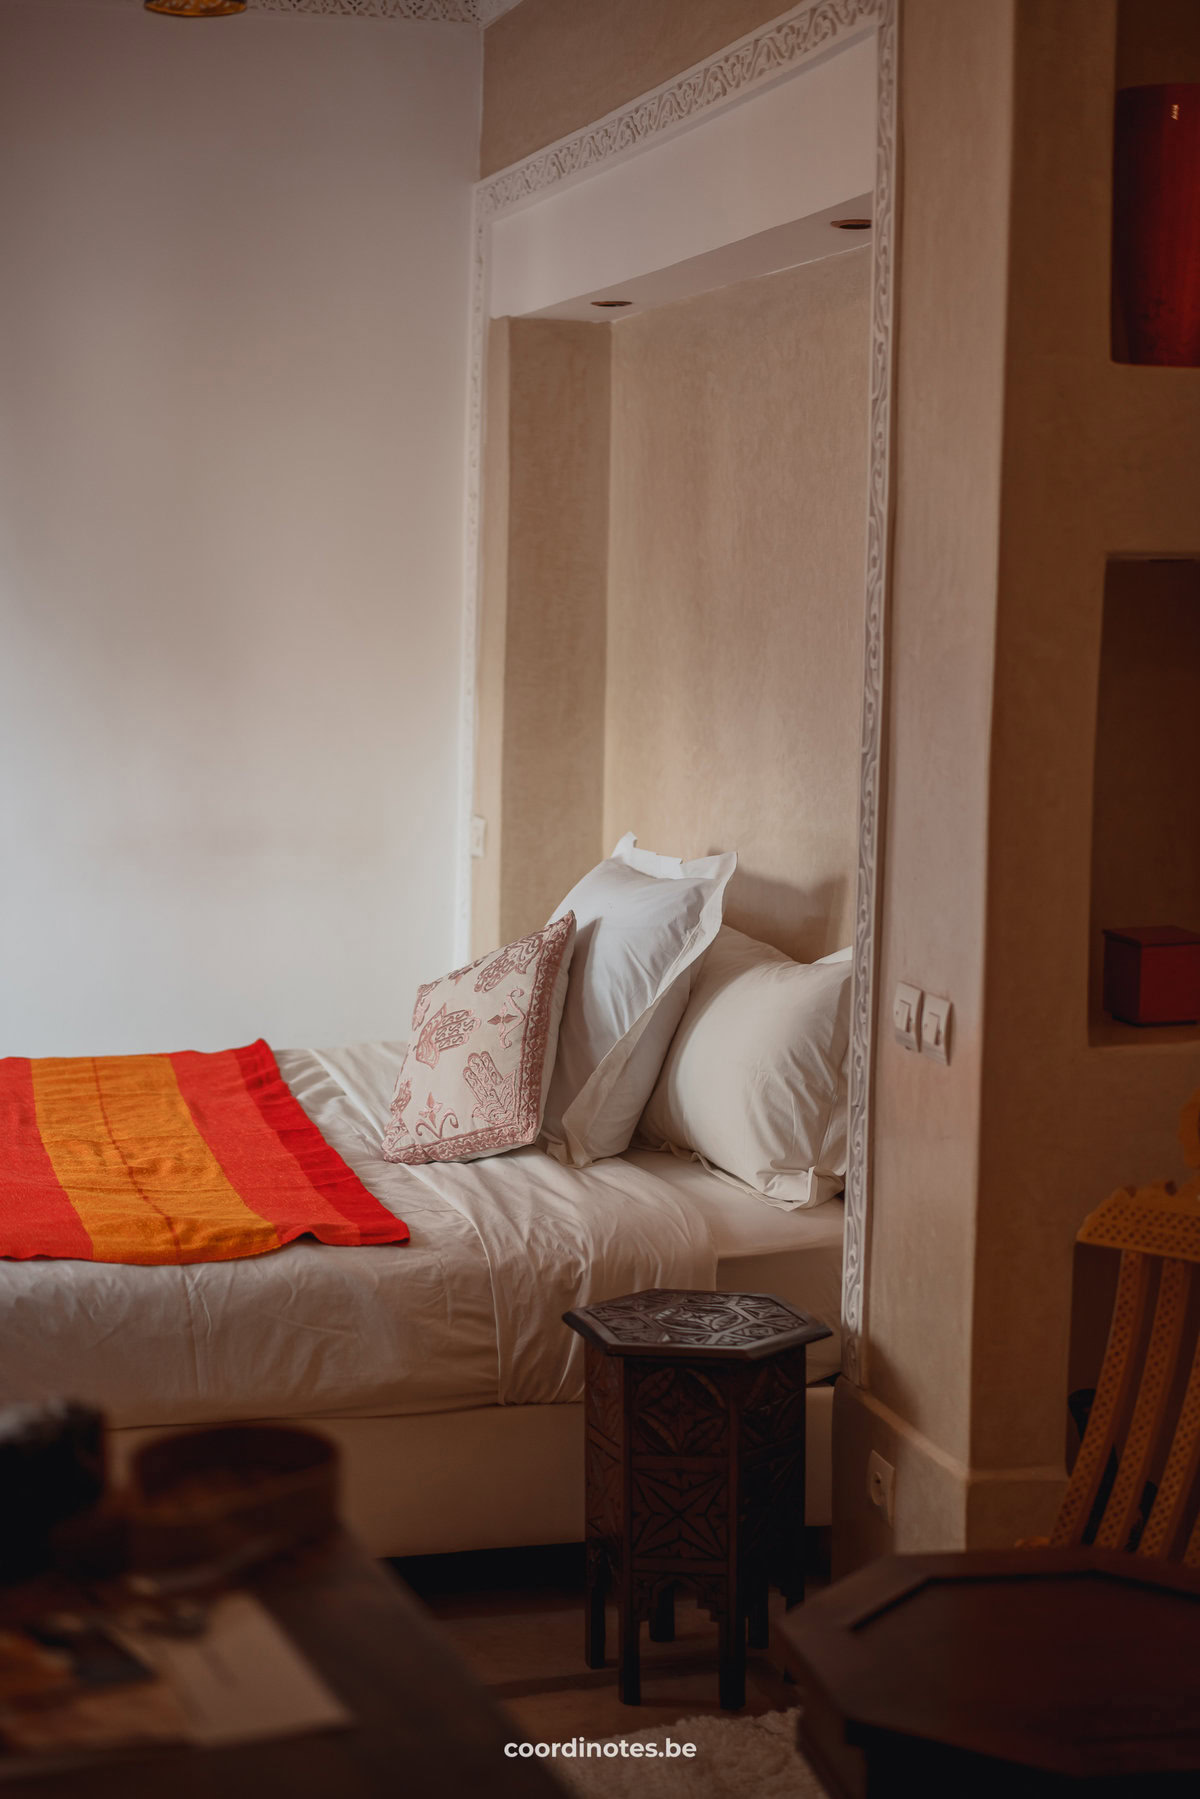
[381,914,576,1165]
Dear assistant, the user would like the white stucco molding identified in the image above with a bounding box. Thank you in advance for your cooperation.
[248,0,520,21]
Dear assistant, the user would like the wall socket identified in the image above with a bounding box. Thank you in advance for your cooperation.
[867,1450,895,1524]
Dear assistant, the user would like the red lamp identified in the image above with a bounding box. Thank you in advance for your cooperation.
[1112,84,1200,367]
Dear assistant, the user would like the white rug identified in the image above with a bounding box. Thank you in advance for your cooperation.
[557,1709,828,1799]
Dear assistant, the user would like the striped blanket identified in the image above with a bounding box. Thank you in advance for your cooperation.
[0,1039,409,1265]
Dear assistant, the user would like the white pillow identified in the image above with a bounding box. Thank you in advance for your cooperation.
[638,926,851,1209]
[542,834,736,1166]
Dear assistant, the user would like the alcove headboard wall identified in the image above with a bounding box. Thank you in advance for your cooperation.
[603,249,870,964]
[472,246,869,964]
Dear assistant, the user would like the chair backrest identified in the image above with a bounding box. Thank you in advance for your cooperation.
[1052,1088,1200,1562]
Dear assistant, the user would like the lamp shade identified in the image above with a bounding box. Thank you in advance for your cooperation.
[1112,84,1200,367]
[145,1,247,14]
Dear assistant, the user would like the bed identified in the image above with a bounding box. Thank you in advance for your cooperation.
[0,1039,844,1555]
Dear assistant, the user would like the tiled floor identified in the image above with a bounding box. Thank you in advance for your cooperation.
[394,1543,816,1742]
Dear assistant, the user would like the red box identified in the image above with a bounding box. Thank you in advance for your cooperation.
[1103,926,1200,1026]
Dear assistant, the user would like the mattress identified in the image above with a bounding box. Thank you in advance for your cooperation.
[317,1046,844,1378]
[621,1151,844,1382]
[0,1042,843,1427]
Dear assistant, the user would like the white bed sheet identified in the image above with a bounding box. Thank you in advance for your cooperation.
[620,1150,845,1382]
[0,1044,714,1430]
[0,1042,844,1427]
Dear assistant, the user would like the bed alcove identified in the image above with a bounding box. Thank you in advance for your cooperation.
[454,10,888,1558]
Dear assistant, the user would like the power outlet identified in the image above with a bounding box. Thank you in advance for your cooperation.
[867,1450,895,1524]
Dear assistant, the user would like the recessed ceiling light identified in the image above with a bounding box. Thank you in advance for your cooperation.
[591,299,633,308]
[831,218,872,230]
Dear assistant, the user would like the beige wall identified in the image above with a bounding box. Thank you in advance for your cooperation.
[477,254,869,959]
[481,0,795,176]
[839,0,1200,1569]
[972,0,1200,1492]
[472,320,611,955]
[604,253,871,961]
[834,0,1015,1566]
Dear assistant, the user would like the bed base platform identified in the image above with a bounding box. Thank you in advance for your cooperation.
[108,1383,834,1560]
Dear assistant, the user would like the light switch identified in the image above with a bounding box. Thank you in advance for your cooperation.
[469,815,487,859]
[892,982,922,1052]
[921,992,952,1064]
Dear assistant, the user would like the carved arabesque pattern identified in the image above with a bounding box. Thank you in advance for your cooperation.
[584,1343,623,1452]
[582,1288,814,1351]
[574,1299,815,1707]
[475,0,883,220]
[631,1365,728,1457]
[842,0,897,1386]
[741,1353,808,1447]
[249,0,518,18]
[631,1466,729,1563]
[585,1434,622,1542]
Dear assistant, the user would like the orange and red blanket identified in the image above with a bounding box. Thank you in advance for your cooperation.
[0,1039,409,1265]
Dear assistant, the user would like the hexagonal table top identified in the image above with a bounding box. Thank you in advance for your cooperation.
[563,1288,832,1360]
[778,1549,1200,1791]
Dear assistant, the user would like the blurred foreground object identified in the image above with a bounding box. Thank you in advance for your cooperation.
[0,1403,105,1584]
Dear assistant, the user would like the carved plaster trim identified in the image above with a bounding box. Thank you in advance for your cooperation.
[248,0,519,21]
[840,0,895,1386]
[476,0,883,218]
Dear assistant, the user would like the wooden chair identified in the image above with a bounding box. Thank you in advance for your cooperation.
[1049,1085,1200,1562]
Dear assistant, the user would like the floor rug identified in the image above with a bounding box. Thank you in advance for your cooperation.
[557,1708,827,1799]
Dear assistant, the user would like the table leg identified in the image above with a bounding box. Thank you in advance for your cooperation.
[747,1583,769,1650]
[648,1583,675,1643]
[718,1605,745,1711]
[619,1600,641,1705]
[780,1540,806,1611]
[778,1492,806,1609]
[585,1542,607,1669]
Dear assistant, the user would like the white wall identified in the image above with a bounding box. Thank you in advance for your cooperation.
[0,0,479,1055]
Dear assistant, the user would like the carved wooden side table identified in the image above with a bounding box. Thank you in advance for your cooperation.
[563,1288,832,1710]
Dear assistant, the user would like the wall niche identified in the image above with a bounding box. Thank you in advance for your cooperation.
[1089,557,1200,1046]
[1111,0,1200,366]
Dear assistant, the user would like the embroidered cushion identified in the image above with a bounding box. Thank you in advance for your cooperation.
[381,913,576,1165]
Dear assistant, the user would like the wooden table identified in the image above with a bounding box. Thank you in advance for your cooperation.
[565,1287,831,1710]
[0,1533,565,1798]
[776,1548,1200,1796]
